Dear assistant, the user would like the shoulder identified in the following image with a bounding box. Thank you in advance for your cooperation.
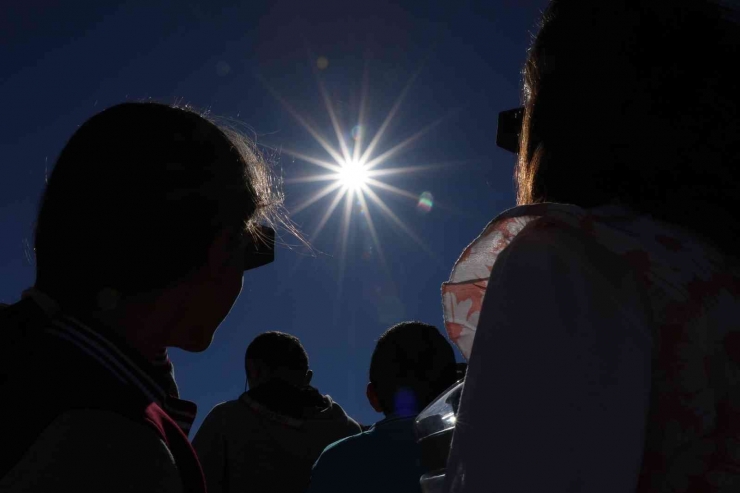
[502,215,643,288]
[205,398,242,419]
[471,203,643,283]
[475,212,654,361]
[193,398,252,443]
[320,427,371,458]
[194,398,244,433]
[318,396,362,432]
[491,215,653,324]
[309,428,374,491]
[322,395,351,420]
[0,409,182,492]
[509,214,611,257]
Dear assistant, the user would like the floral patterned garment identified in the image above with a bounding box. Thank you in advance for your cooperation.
[442,202,740,492]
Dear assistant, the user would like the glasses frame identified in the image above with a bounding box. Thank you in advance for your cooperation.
[496,107,524,154]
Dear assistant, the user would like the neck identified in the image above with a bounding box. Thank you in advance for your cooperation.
[384,407,419,419]
[30,285,170,362]
[90,304,171,362]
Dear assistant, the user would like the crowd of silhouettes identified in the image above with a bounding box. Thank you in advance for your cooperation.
[0,100,461,492]
[192,325,458,493]
[2,0,740,491]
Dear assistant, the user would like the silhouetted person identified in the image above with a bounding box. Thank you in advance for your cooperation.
[193,331,361,493]
[307,321,458,493]
[0,102,281,492]
[441,1,740,492]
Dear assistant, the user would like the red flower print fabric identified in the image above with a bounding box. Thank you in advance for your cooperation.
[442,203,740,491]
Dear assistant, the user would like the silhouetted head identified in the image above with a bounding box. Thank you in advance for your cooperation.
[517,0,740,253]
[245,331,312,389]
[34,102,281,352]
[367,321,457,417]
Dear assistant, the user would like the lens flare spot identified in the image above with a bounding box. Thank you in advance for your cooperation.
[394,388,419,416]
[416,191,434,213]
[316,56,329,70]
[351,125,363,141]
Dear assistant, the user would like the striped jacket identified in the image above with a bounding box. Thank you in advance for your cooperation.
[0,294,205,493]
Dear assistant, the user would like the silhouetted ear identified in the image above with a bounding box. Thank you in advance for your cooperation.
[246,360,261,390]
[366,382,383,413]
[246,360,258,380]
[304,369,313,386]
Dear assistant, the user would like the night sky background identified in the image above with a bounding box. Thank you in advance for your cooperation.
[1,0,546,432]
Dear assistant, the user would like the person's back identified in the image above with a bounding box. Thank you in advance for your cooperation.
[311,416,422,493]
[193,331,360,493]
[441,1,740,492]
[308,321,458,493]
[443,202,740,492]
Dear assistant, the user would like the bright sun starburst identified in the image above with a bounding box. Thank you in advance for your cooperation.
[261,62,453,277]
[336,159,368,191]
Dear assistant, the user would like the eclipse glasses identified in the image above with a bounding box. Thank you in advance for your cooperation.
[496,107,524,154]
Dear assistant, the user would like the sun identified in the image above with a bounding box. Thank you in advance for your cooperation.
[337,159,368,191]
[262,62,452,277]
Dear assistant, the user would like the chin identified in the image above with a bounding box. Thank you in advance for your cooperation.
[182,340,212,353]
[171,290,237,353]
[173,328,216,353]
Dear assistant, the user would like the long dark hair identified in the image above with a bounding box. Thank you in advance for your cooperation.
[34,102,283,312]
[517,0,740,253]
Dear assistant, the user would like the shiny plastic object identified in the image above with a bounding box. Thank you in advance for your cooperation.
[419,469,446,493]
[415,380,464,493]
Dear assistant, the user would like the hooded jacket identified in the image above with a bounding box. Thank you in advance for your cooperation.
[193,379,361,493]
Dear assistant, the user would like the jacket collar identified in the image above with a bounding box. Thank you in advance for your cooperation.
[23,289,199,436]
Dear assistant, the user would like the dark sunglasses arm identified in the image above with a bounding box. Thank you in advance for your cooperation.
[496,107,524,154]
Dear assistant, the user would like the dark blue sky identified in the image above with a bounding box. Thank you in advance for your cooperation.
[1,0,546,431]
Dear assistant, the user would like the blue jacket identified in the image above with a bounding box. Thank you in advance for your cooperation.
[307,415,423,493]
